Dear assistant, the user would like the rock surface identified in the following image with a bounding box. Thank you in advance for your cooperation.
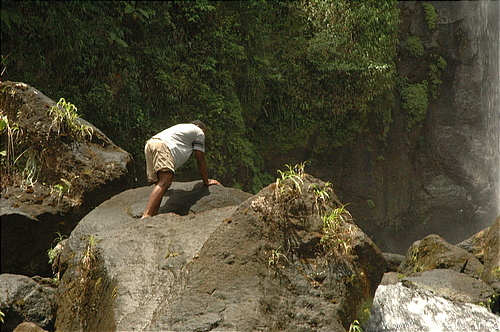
[0,82,133,277]
[0,274,56,331]
[383,253,405,272]
[363,282,500,332]
[402,269,496,308]
[478,216,500,291]
[458,216,500,292]
[13,322,49,332]
[55,175,386,331]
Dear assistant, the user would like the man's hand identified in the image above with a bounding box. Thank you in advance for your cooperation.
[194,150,221,187]
[204,179,221,186]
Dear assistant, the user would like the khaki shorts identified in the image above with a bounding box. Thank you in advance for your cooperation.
[144,138,175,184]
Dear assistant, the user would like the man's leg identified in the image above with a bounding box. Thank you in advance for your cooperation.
[142,170,174,218]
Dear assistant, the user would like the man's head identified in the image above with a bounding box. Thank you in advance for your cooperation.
[191,120,207,134]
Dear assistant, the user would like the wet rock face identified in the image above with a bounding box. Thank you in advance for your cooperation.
[0,82,133,277]
[409,0,499,245]
[388,1,499,251]
[55,176,386,331]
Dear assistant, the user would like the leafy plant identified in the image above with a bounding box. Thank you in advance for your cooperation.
[48,98,93,142]
[268,245,287,269]
[0,111,46,188]
[47,231,68,264]
[81,234,101,271]
[321,205,355,257]
[398,78,429,131]
[310,182,331,199]
[50,178,72,203]
[492,266,500,279]
[349,320,363,332]
[15,147,42,187]
[310,181,333,215]
[275,162,306,196]
[422,2,437,31]
[428,56,447,99]
[0,112,21,180]
[406,36,424,58]
[47,247,58,266]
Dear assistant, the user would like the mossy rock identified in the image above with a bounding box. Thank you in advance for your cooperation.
[398,234,484,279]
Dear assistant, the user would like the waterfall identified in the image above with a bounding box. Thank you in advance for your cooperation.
[483,0,500,218]
[476,0,500,222]
[363,283,500,332]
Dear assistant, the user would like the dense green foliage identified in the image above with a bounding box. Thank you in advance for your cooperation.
[1,0,400,192]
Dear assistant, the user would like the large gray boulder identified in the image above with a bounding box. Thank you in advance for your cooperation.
[54,181,251,331]
[0,82,133,277]
[55,175,386,331]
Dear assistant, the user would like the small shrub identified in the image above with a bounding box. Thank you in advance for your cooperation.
[422,3,437,30]
[47,232,68,264]
[492,266,500,280]
[321,205,355,258]
[50,178,72,204]
[17,148,41,187]
[81,234,101,271]
[275,162,306,196]
[349,319,363,332]
[268,245,288,269]
[399,79,429,131]
[0,112,21,179]
[429,56,447,99]
[48,98,93,142]
[406,36,424,58]
[310,181,333,215]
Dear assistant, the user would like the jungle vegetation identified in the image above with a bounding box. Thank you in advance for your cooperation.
[1,0,400,192]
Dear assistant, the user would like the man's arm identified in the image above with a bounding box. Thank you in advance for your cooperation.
[194,150,220,186]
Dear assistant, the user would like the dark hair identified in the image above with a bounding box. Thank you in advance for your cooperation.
[191,120,207,132]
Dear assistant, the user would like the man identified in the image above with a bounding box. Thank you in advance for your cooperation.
[142,120,220,218]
